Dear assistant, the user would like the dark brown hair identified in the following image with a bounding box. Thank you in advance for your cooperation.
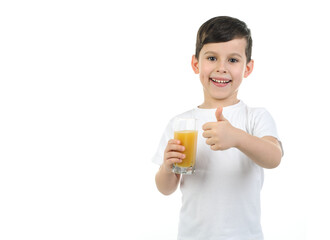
[195,16,252,62]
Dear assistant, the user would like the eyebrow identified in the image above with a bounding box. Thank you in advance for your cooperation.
[203,51,217,56]
[203,51,243,58]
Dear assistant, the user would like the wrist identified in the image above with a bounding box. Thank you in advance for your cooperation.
[234,128,248,149]
[161,163,174,175]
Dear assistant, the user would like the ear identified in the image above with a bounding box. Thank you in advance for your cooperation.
[244,59,254,78]
[191,55,199,74]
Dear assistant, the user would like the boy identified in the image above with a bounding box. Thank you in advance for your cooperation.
[152,16,283,240]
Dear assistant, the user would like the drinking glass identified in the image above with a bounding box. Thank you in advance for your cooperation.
[172,118,198,175]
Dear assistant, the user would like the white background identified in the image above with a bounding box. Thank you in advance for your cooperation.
[1,0,329,239]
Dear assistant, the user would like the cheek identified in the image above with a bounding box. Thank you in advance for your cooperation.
[232,67,245,78]
[199,65,212,77]
[199,75,207,86]
[199,72,211,84]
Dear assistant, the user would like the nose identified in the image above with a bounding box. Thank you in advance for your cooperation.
[216,61,227,73]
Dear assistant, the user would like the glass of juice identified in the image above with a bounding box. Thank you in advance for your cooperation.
[172,118,198,175]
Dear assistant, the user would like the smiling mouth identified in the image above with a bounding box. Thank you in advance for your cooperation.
[210,78,232,84]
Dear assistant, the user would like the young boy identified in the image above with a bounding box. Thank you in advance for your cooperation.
[152,16,283,240]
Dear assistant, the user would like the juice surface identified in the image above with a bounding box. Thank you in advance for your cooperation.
[174,130,198,167]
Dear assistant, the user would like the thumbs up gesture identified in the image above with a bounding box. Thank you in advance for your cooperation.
[202,107,240,151]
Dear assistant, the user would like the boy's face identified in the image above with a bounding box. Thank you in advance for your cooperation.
[191,38,254,108]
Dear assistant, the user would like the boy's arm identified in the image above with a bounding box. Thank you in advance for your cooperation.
[235,130,282,169]
[155,165,181,195]
[155,139,184,195]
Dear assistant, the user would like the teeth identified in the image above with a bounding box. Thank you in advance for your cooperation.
[211,78,230,83]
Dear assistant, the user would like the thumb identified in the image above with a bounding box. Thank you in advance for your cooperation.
[215,107,226,122]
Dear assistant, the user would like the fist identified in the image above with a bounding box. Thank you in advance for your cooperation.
[202,107,239,151]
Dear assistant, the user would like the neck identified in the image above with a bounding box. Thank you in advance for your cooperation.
[199,98,240,109]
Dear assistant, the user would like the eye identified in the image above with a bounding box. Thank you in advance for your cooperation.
[207,56,217,61]
[228,58,238,63]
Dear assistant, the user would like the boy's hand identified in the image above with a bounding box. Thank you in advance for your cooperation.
[202,107,240,151]
[162,139,185,173]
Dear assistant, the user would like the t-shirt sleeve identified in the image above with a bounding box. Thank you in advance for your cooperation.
[250,108,280,139]
[151,120,174,165]
[250,108,284,155]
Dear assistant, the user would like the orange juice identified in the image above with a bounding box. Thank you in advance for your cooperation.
[174,130,198,168]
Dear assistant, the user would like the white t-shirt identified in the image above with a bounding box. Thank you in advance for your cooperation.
[152,101,280,240]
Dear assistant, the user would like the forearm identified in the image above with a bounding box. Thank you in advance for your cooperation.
[155,164,181,195]
[235,129,282,169]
